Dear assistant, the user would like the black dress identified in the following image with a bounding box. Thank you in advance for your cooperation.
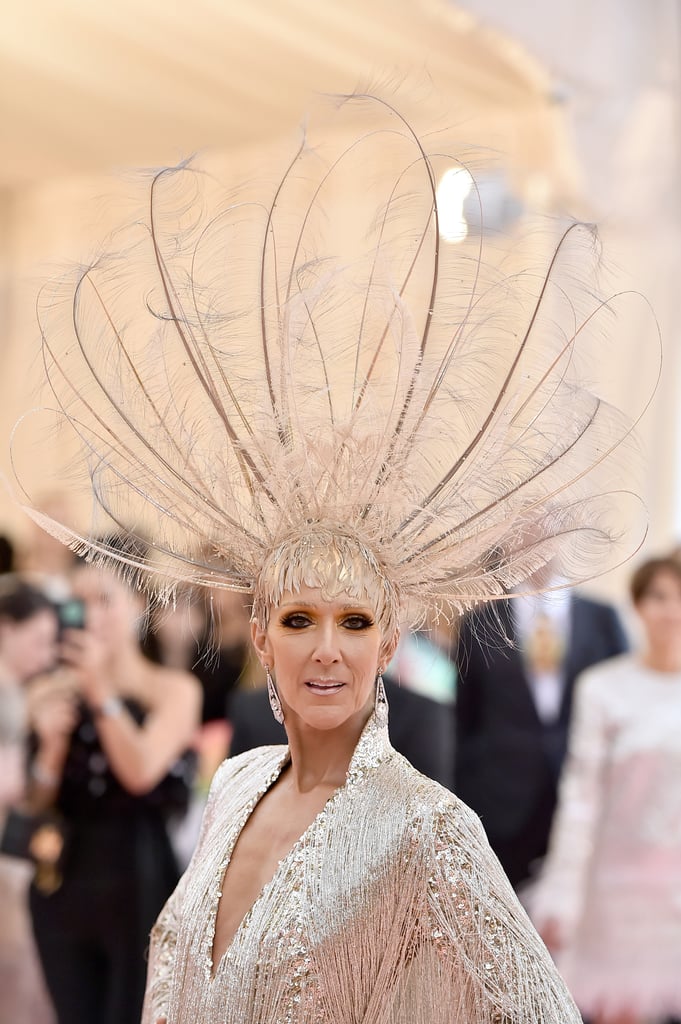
[30,701,194,1024]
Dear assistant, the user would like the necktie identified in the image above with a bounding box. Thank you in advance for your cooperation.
[525,612,565,675]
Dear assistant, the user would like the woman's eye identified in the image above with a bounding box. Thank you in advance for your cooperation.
[281,613,312,628]
[342,615,374,630]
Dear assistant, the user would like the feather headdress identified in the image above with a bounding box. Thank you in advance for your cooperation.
[12,94,655,624]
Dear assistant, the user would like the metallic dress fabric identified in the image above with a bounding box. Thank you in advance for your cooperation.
[142,712,580,1023]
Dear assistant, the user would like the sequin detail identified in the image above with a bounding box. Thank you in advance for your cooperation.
[142,713,581,1024]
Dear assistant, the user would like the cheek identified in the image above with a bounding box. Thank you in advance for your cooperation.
[85,603,107,634]
[28,643,53,674]
[268,639,302,686]
[87,605,123,645]
[18,632,52,675]
[357,637,383,673]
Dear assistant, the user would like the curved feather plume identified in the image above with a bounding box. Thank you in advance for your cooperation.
[12,93,657,616]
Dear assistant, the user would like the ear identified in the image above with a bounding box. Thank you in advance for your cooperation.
[250,619,271,667]
[379,627,400,673]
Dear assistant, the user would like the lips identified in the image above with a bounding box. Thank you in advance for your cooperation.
[305,680,346,696]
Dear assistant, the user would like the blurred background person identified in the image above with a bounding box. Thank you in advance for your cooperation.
[197,589,253,724]
[16,493,77,602]
[533,554,681,1024]
[144,586,252,750]
[144,587,252,863]
[0,536,15,576]
[454,576,628,888]
[0,578,58,1024]
[26,542,201,1024]
[143,587,206,675]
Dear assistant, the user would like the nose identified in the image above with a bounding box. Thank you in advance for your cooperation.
[312,619,342,664]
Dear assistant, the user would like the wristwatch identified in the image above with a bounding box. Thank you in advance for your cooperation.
[91,695,124,719]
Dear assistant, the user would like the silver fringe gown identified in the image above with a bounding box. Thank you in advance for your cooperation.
[142,712,580,1024]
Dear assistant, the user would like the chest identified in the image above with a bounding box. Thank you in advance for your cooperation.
[211,780,337,972]
[606,680,681,759]
[174,766,419,999]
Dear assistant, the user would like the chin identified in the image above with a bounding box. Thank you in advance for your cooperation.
[294,703,359,732]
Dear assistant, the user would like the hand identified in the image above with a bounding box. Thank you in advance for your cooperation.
[60,628,111,706]
[28,671,79,754]
[155,1018,167,1024]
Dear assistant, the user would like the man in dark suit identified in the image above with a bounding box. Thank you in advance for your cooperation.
[454,591,628,888]
[229,675,454,788]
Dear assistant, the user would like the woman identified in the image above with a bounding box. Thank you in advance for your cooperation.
[28,550,201,1024]
[0,579,58,1024]
[12,94,652,1023]
[534,555,681,1024]
[143,530,582,1023]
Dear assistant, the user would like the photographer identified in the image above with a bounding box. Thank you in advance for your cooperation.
[27,544,201,1024]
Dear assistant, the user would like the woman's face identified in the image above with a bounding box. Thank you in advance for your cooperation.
[0,609,58,682]
[635,567,681,649]
[252,584,398,732]
[70,566,144,652]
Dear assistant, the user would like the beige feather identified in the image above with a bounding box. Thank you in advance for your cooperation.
[12,93,658,617]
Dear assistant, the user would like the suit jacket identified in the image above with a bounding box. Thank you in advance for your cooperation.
[454,595,628,883]
[229,677,454,788]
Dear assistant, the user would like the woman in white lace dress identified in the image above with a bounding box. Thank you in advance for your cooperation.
[534,554,681,1024]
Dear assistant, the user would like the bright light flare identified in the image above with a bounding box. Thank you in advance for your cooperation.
[437,167,473,243]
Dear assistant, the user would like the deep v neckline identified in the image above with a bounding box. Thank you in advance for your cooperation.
[207,749,344,982]
[204,710,394,983]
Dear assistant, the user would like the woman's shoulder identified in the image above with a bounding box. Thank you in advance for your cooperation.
[385,753,481,841]
[145,660,200,690]
[576,652,639,695]
[140,660,202,709]
[208,743,289,795]
[386,760,503,886]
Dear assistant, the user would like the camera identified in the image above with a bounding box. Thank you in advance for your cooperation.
[57,598,86,633]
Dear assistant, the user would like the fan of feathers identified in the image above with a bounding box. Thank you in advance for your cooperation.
[12,92,658,618]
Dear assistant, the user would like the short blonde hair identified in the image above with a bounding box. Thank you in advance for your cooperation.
[252,524,401,642]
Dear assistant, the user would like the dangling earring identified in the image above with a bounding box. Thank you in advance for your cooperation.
[374,669,388,725]
[266,666,285,725]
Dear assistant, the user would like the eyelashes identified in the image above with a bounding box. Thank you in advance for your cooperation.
[279,612,375,631]
[280,613,312,628]
[343,615,375,631]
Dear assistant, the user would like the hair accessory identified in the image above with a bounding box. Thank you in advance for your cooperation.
[374,670,389,726]
[12,93,656,624]
[266,667,285,725]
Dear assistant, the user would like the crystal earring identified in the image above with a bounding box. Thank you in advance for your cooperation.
[374,669,388,725]
[266,666,285,725]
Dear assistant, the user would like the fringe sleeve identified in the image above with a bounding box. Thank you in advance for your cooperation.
[140,759,232,1024]
[141,883,184,1024]
[426,797,582,1023]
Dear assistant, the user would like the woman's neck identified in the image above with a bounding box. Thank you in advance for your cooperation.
[641,645,681,674]
[104,645,150,696]
[284,703,373,792]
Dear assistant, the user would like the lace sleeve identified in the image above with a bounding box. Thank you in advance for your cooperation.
[140,759,231,1024]
[427,798,582,1023]
[532,667,611,936]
